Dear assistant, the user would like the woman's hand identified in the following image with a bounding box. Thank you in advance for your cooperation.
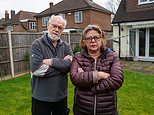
[78,68,84,73]
[97,71,110,80]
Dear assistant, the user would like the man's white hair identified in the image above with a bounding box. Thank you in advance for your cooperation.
[48,15,67,28]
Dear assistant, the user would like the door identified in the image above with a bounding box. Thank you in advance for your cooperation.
[129,29,136,56]
[139,28,146,56]
[149,28,154,57]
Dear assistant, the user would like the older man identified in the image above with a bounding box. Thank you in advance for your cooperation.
[30,15,73,115]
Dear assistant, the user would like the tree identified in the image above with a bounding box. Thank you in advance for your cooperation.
[106,0,121,14]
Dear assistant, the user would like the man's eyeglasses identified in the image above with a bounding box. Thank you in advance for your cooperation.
[84,36,101,42]
[51,24,64,31]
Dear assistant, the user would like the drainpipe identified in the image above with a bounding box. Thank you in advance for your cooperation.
[118,23,121,59]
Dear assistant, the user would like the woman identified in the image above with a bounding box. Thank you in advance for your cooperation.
[70,25,124,115]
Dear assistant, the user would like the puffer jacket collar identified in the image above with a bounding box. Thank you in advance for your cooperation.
[80,47,110,59]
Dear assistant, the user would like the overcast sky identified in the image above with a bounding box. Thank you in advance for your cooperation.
[0,0,109,18]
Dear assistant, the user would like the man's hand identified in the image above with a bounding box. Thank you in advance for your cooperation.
[42,55,72,66]
[43,59,52,66]
[64,55,73,61]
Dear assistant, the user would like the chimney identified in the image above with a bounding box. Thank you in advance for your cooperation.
[5,10,9,20]
[11,10,15,20]
[49,2,53,12]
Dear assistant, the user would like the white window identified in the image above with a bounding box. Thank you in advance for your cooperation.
[74,11,82,23]
[59,13,65,19]
[138,0,154,4]
[149,28,154,57]
[140,0,148,2]
[129,28,154,58]
[42,16,50,26]
[29,22,37,30]
[129,29,136,56]
[7,25,13,31]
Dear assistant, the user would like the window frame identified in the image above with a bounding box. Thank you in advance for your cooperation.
[128,27,154,58]
[138,0,154,4]
[74,11,82,23]
[42,16,50,26]
[59,13,65,19]
[7,25,13,31]
[29,22,37,30]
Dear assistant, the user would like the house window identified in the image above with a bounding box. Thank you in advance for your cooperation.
[129,29,136,56]
[74,11,82,23]
[7,25,13,31]
[139,28,146,56]
[42,16,50,26]
[140,0,148,2]
[138,0,154,4]
[149,28,154,57]
[29,22,37,30]
[59,13,65,19]
[129,28,154,59]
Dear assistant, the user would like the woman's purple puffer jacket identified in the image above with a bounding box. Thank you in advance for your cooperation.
[70,48,124,115]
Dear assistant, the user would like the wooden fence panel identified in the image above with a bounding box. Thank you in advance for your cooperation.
[0,32,43,78]
[0,31,113,78]
[62,33,82,50]
[0,33,10,77]
[11,33,42,75]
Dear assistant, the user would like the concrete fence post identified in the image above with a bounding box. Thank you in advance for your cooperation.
[8,31,14,77]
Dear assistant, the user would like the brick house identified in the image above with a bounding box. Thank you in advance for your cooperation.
[112,0,154,61]
[0,10,37,32]
[35,0,112,32]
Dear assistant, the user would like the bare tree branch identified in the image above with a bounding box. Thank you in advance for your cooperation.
[106,0,121,14]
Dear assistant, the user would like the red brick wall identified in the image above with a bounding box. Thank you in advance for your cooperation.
[65,10,91,29]
[13,24,26,32]
[126,0,154,11]
[37,18,43,32]
[37,9,112,32]
[89,10,111,31]
[65,10,111,31]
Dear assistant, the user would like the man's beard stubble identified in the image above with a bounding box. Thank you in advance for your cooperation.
[48,31,60,42]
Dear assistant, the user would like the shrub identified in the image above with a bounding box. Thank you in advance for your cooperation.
[24,51,30,69]
[73,43,81,54]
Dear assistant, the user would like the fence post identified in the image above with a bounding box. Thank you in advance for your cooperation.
[68,32,71,45]
[8,31,15,77]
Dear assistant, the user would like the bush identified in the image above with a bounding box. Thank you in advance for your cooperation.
[24,51,30,69]
[73,43,81,54]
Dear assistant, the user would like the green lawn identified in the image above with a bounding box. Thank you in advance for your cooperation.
[0,70,154,115]
[118,70,154,115]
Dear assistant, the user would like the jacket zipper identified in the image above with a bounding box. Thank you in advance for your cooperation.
[94,59,97,115]
[94,95,97,115]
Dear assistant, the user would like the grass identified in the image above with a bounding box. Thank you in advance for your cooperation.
[0,70,154,115]
[118,70,154,115]
[0,75,31,115]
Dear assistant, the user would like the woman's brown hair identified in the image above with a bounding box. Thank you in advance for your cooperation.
[80,25,106,50]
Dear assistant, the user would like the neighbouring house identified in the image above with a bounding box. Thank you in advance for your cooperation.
[112,0,154,61]
[0,10,38,32]
[35,0,112,32]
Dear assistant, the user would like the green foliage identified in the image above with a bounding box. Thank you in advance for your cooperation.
[0,70,154,115]
[0,74,31,115]
[24,51,30,69]
[117,70,154,115]
[73,43,81,54]
[24,51,30,62]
